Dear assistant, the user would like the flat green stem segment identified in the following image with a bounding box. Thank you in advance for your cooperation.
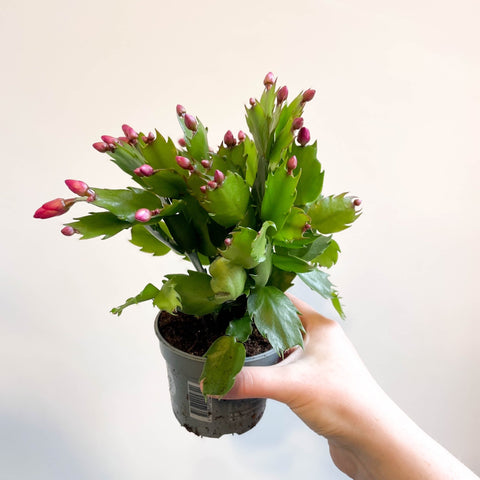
[247,286,304,355]
[201,336,246,397]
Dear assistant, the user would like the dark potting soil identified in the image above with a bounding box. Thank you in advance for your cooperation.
[158,310,272,357]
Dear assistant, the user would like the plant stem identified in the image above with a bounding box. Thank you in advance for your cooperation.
[187,251,207,273]
[145,225,182,255]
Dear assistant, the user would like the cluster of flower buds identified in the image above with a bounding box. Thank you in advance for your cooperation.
[286,156,298,175]
[264,72,275,90]
[133,164,155,177]
[65,179,96,202]
[223,130,236,148]
[34,198,77,219]
[134,207,162,223]
[297,126,311,146]
[142,131,155,145]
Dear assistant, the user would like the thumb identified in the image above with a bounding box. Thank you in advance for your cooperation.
[221,365,290,402]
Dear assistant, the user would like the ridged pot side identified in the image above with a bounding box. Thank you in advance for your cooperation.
[154,313,279,438]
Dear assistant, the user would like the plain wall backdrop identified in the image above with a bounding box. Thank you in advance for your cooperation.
[1,0,479,478]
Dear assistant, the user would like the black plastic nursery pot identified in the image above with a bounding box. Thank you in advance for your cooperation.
[154,313,279,438]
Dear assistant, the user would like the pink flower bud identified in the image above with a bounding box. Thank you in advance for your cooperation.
[178,138,186,148]
[286,156,297,174]
[134,163,155,177]
[61,226,77,236]
[238,130,246,142]
[92,142,111,153]
[292,117,304,130]
[353,198,362,207]
[176,155,193,170]
[263,72,275,88]
[101,135,118,145]
[184,114,198,132]
[201,159,211,169]
[65,179,89,196]
[200,185,207,193]
[297,127,310,146]
[249,97,256,106]
[302,223,312,233]
[224,237,232,247]
[207,181,218,190]
[276,86,288,104]
[34,198,76,219]
[302,89,316,103]
[176,104,186,116]
[142,132,155,144]
[214,169,225,185]
[224,130,236,147]
[135,208,152,222]
[121,124,138,142]
[118,136,129,143]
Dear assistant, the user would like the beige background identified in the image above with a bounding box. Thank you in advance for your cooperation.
[1,0,479,478]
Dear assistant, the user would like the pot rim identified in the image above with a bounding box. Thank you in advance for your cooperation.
[154,311,277,364]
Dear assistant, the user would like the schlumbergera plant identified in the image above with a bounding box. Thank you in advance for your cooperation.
[34,73,361,395]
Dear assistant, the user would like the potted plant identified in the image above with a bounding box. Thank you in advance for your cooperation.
[34,72,361,437]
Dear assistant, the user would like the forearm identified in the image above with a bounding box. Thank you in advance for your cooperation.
[332,388,479,480]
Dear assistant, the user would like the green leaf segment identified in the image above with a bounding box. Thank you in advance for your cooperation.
[39,74,361,396]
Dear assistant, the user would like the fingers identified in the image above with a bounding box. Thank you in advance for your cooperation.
[286,293,332,332]
[220,365,292,403]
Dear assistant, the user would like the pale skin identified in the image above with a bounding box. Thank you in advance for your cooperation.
[221,295,479,480]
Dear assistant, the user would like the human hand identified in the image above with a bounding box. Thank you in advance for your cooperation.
[221,295,479,480]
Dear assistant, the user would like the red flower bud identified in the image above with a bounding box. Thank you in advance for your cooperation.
[61,226,77,236]
[292,117,304,130]
[65,179,90,196]
[297,127,310,146]
[176,155,193,170]
[238,130,246,142]
[214,169,225,185]
[176,104,186,116]
[121,124,138,142]
[224,130,236,147]
[224,237,232,247]
[200,185,207,193]
[178,138,186,147]
[184,114,198,132]
[302,223,312,233]
[201,159,211,169]
[263,72,275,88]
[276,86,288,104]
[118,136,129,143]
[136,164,154,177]
[207,181,218,190]
[249,97,256,106]
[34,198,76,219]
[142,132,155,144]
[135,208,152,222]
[353,198,362,207]
[101,135,118,145]
[92,142,111,153]
[286,156,297,174]
[302,89,316,103]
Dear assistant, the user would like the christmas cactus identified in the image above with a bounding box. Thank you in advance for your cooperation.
[34,73,361,396]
